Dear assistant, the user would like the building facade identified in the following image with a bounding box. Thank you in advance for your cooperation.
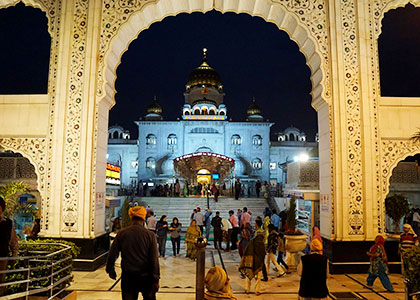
[107,51,317,192]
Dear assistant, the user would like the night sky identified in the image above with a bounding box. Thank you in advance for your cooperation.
[1,3,420,141]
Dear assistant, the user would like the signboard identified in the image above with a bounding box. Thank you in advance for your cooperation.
[320,194,329,212]
[212,174,219,179]
[106,163,121,185]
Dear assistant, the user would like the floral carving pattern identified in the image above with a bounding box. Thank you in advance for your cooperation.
[61,0,89,232]
[339,0,364,235]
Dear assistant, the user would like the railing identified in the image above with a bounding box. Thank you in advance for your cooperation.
[0,242,73,300]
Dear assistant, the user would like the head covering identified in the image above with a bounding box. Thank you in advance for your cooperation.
[310,239,323,252]
[403,224,417,236]
[312,226,322,242]
[369,235,387,264]
[128,206,146,220]
[204,266,235,299]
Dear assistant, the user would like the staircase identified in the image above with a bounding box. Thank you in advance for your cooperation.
[140,196,268,229]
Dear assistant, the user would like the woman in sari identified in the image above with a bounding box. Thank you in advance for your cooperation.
[366,235,394,292]
[185,219,201,260]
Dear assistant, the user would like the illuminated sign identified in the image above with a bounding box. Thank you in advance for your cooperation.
[184,116,226,120]
[174,152,234,162]
[106,163,121,185]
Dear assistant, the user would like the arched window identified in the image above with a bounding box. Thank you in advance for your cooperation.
[146,157,156,169]
[146,134,157,145]
[194,108,201,115]
[220,111,225,116]
[113,131,119,139]
[202,108,208,115]
[209,109,215,115]
[185,110,190,115]
[289,133,295,141]
[252,158,262,170]
[167,134,177,145]
[231,134,241,145]
[252,135,262,145]
[120,133,123,139]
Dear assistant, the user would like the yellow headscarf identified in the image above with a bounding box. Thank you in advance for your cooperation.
[310,238,323,252]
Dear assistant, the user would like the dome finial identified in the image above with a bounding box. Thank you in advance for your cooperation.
[153,95,157,102]
[202,48,207,61]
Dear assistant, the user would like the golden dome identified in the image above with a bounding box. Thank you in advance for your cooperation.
[186,48,222,89]
[147,97,162,115]
[247,98,262,116]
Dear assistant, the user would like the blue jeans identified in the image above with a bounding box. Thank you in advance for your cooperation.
[157,236,166,257]
[366,264,393,291]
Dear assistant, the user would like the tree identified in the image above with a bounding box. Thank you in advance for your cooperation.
[385,194,410,233]
[0,181,28,219]
[121,197,131,228]
[286,197,297,233]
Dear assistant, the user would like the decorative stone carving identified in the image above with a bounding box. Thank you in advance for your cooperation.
[0,138,47,225]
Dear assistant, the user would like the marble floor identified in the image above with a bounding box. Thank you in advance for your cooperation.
[70,245,406,300]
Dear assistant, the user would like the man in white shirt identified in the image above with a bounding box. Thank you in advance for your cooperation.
[147,212,157,233]
[195,207,205,234]
[241,207,251,226]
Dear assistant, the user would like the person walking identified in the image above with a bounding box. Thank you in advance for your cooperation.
[266,224,286,277]
[185,219,200,260]
[229,210,240,250]
[156,215,169,260]
[241,207,251,227]
[106,206,160,300]
[399,223,418,274]
[211,211,223,250]
[234,179,241,200]
[211,183,219,202]
[255,180,261,198]
[239,219,266,296]
[297,239,329,300]
[366,235,394,292]
[204,209,213,242]
[195,207,205,234]
[276,232,290,273]
[169,217,182,257]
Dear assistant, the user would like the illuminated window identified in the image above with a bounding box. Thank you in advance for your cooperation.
[209,109,215,115]
[231,134,241,145]
[146,157,155,169]
[220,111,225,116]
[252,134,262,145]
[146,134,157,145]
[167,134,177,145]
[202,108,208,115]
[252,158,262,170]
[185,110,190,115]
[270,162,276,170]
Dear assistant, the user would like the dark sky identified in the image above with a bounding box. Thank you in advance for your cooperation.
[1,3,420,141]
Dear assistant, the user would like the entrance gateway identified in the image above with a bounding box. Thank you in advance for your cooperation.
[174,152,235,185]
[1,0,420,272]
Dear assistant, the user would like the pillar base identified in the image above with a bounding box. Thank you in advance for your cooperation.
[323,238,401,274]
[41,234,110,271]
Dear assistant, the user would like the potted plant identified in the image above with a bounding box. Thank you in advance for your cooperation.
[385,194,410,234]
[284,197,308,270]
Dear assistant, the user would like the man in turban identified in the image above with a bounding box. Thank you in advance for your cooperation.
[106,206,160,300]
[297,239,329,300]
[204,266,236,300]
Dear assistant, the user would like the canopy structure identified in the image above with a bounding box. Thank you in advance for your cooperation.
[173,152,235,182]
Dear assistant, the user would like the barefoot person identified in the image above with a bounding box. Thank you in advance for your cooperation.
[366,235,394,292]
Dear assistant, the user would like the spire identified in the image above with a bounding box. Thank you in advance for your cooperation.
[202,48,207,61]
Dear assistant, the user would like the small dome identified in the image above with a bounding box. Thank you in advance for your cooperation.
[147,97,162,115]
[247,98,262,116]
[186,48,222,89]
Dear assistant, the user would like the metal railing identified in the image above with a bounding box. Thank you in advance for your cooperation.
[0,242,73,300]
